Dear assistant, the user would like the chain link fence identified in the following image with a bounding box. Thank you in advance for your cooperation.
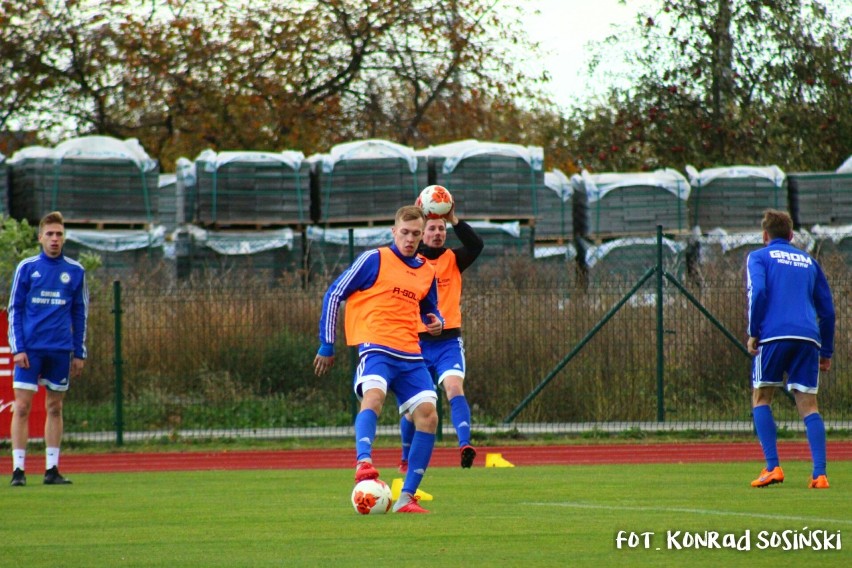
[34,236,847,445]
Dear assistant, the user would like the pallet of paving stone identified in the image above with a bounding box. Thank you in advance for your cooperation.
[174,227,302,283]
[581,236,686,285]
[157,174,179,232]
[9,157,159,224]
[304,225,392,279]
[195,159,311,226]
[586,185,688,237]
[315,157,427,223]
[535,170,575,241]
[788,172,852,228]
[573,170,690,239]
[431,154,543,219]
[687,176,787,232]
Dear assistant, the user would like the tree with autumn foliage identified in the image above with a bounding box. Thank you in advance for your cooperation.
[0,0,553,171]
[570,0,851,173]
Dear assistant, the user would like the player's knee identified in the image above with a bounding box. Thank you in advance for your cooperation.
[418,413,438,433]
[751,387,774,407]
[445,384,464,399]
[793,392,819,418]
[13,399,32,418]
[443,376,464,399]
[45,395,64,417]
[412,403,438,432]
[46,402,63,418]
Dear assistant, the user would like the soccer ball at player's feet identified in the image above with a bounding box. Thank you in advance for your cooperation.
[351,479,393,515]
[415,185,454,219]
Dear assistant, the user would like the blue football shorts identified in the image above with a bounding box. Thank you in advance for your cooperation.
[355,351,437,415]
[13,350,72,392]
[420,336,466,387]
[752,340,820,394]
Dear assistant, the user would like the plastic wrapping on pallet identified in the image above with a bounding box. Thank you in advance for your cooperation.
[7,136,160,224]
[417,139,543,174]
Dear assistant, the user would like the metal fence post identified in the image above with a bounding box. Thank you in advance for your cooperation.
[112,280,124,445]
[656,225,665,422]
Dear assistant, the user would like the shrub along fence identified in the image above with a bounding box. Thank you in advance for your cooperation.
[15,238,851,444]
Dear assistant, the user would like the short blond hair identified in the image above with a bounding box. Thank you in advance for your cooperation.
[395,205,426,225]
[39,211,65,235]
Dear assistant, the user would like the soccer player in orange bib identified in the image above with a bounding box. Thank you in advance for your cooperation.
[398,203,483,471]
[314,205,443,513]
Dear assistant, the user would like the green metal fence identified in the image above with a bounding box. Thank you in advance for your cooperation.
[25,233,852,444]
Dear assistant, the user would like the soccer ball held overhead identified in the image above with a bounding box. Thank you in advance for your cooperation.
[415,185,454,219]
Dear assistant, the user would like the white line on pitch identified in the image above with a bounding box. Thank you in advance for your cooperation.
[524,502,852,525]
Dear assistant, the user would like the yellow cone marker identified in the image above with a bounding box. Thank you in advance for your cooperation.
[391,477,434,501]
[485,453,515,468]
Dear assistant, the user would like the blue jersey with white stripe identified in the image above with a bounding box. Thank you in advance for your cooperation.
[746,238,834,358]
[7,252,89,358]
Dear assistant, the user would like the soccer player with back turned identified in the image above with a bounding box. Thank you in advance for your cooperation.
[746,209,835,489]
[314,205,444,513]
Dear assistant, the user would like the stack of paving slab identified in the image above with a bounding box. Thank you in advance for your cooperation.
[63,225,167,280]
[534,169,577,241]
[581,236,687,285]
[7,136,159,225]
[193,149,310,226]
[787,156,852,228]
[157,174,179,232]
[312,140,427,224]
[175,225,300,282]
[304,225,392,279]
[420,140,544,221]
[444,220,533,273]
[573,168,690,239]
[696,228,815,273]
[685,165,787,233]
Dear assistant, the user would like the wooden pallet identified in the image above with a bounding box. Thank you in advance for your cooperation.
[196,220,307,231]
[64,219,155,231]
[578,228,691,245]
[314,216,395,229]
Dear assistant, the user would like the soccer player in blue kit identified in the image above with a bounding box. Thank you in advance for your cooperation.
[746,209,835,489]
[8,211,88,486]
[398,205,483,471]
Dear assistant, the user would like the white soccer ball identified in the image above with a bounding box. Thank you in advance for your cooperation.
[415,185,454,219]
[351,479,393,515]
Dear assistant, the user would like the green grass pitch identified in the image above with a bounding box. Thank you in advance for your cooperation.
[1,461,848,567]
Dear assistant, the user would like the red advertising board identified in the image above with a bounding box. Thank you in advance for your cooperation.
[1,309,47,439]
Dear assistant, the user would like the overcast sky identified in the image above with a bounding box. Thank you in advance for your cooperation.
[519,0,639,109]
[519,0,852,110]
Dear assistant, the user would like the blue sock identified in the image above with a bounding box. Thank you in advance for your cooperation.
[399,416,415,461]
[752,404,779,470]
[804,412,827,477]
[449,395,472,447]
[354,409,378,463]
[403,430,435,495]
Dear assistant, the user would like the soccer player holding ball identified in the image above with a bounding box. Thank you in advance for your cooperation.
[399,192,484,472]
